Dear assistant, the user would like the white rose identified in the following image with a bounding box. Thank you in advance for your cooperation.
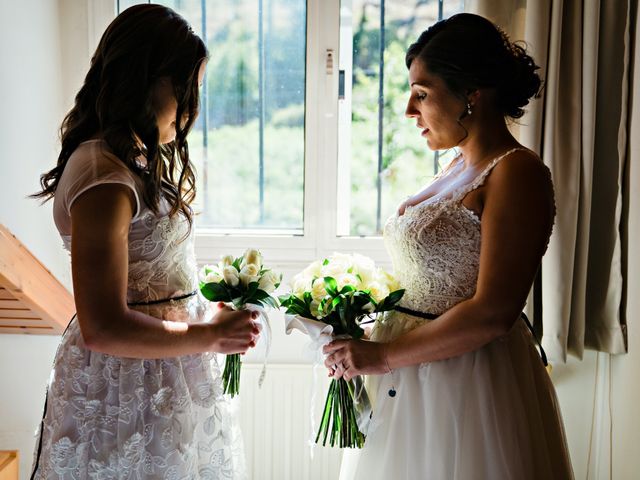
[310,278,328,302]
[302,260,323,277]
[239,264,260,287]
[219,254,235,270]
[335,273,360,290]
[222,266,240,287]
[367,281,390,303]
[330,252,354,264]
[291,273,313,298]
[319,252,353,278]
[241,248,262,269]
[322,261,349,278]
[351,253,376,284]
[204,270,223,284]
[258,270,280,293]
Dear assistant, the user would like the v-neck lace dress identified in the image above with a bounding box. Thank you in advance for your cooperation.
[339,149,574,480]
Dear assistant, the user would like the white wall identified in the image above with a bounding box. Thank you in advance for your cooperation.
[0,2,639,479]
[0,0,84,477]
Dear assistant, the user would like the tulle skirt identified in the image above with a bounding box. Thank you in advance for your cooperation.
[340,311,574,480]
[31,301,246,480]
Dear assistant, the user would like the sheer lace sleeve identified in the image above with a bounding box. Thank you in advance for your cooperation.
[53,140,141,235]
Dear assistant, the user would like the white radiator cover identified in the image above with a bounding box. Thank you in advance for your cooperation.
[236,363,346,480]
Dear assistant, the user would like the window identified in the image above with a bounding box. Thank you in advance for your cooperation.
[110,0,463,263]
[120,0,306,234]
[337,0,462,236]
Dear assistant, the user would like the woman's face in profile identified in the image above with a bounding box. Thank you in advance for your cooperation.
[152,61,207,144]
[405,59,467,151]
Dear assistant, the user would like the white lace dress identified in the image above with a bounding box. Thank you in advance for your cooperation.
[31,140,246,479]
[340,149,574,480]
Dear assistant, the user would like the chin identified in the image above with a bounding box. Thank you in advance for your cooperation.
[426,137,458,152]
[425,138,443,151]
[160,133,177,145]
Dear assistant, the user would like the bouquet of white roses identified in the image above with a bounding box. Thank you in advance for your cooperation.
[280,253,404,448]
[200,249,281,397]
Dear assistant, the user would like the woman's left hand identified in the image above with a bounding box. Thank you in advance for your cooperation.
[323,339,390,381]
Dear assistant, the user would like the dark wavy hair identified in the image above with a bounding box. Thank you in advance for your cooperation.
[406,13,541,120]
[31,4,208,231]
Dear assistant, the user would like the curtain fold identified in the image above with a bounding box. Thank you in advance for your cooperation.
[465,0,629,361]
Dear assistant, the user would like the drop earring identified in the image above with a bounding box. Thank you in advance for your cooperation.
[466,103,473,116]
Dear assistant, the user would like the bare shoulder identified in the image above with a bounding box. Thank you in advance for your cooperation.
[486,148,553,193]
[482,148,555,228]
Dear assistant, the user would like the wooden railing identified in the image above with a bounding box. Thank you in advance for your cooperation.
[0,225,74,334]
[0,451,18,480]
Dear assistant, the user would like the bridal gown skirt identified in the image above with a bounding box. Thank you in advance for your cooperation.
[340,312,574,480]
[31,302,246,480]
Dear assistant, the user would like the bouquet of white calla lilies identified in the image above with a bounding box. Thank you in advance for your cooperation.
[199,249,281,397]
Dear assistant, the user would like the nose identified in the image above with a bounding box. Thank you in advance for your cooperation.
[405,98,419,119]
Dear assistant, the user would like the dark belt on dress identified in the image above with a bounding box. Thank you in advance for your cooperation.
[394,305,439,320]
[126,290,197,306]
[392,305,548,367]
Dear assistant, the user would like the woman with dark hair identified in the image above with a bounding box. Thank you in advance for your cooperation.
[324,13,573,479]
[30,5,256,478]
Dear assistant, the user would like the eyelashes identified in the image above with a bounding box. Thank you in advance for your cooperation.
[417,93,427,101]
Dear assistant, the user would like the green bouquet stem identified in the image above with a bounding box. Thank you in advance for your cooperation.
[222,353,242,398]
[315,377,366,448]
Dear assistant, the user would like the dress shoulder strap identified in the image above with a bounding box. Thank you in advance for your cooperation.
[460,147,531,197]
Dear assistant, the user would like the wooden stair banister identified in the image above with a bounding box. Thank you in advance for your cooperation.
[0,224,74,334]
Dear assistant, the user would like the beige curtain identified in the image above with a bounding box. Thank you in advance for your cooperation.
[466,0,630,361]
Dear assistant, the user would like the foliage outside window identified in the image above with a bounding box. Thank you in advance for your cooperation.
[338,0,462,236]
[118,0,463,239]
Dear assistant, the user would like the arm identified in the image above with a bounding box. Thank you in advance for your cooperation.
[325,152,554,379]
[71,183,260,358]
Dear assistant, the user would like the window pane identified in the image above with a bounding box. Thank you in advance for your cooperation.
[337,0,462,236]
[120,0,306,233]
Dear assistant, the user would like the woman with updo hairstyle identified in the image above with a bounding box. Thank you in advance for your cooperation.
[30,5,258,478]
[324,13,574,479]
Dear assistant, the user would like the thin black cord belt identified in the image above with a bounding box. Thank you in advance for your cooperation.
[392,306,548,367]
[127,290,197,306]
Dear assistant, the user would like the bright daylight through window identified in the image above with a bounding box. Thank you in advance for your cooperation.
[118,0,463,239]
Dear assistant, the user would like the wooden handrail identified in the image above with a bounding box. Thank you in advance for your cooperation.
[0,224,74,334]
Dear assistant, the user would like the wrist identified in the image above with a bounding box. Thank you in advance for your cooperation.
[381,342,393,373]
[204,322,221,351]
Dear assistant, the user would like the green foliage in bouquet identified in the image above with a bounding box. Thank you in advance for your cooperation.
[199,250,280,397]
[279,253,404,448]
[200,261,280,311]
[279,275,404,340]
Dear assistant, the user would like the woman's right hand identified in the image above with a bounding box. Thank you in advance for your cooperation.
[398,195,414,216]
[209,303,262,354]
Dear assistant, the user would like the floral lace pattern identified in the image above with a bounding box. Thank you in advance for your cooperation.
[34,199,246,479]
[126,208,199,303]
[383,148,532,316]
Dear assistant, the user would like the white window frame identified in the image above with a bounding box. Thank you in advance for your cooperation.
[90,0,390,270]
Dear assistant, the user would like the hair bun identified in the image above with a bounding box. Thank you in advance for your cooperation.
[497,36,542,119]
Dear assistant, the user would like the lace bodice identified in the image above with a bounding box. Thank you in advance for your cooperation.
[124,204,198,304]
[383,148,526,315]
[54,139,200,307]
